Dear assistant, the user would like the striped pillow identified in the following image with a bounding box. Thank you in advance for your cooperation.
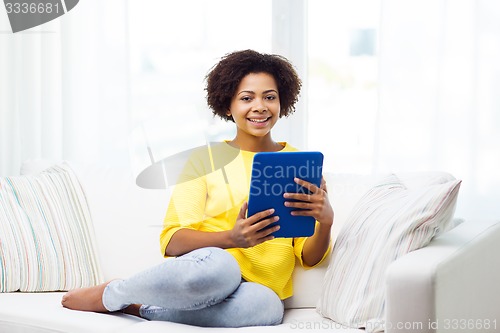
[317,174,461,331]
[0,164,103,292]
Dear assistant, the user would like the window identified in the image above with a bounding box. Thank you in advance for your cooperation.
[307,0,381,173]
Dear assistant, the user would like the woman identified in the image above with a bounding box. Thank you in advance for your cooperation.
[62,49,334,327]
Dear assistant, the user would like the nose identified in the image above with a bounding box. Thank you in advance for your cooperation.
[252,98,267,113]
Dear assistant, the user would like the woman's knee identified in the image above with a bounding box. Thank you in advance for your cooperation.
[205,247,240,277]
[181,247,241,296]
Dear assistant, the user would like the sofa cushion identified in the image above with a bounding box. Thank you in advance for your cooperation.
[0,293,362,333]
[0,292,144,333]
[0,164,103,292]
[285,171,458,310]
[115,308,362,333]
[317,174,461,330]
[20,160,169,281]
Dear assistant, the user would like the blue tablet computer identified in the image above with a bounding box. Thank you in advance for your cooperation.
[247,151,324,238]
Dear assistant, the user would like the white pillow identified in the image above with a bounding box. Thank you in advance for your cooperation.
[0,163,103,292]
[317,174,461,330]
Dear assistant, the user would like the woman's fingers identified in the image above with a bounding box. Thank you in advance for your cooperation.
[233,204,280,247]
[283,177,333,224]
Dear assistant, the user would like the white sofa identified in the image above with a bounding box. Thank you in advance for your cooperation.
[1,161,499,333]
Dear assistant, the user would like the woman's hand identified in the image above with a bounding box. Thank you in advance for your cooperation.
[230,202,280,248]
[283,177,334,226]
[285,177,333,267]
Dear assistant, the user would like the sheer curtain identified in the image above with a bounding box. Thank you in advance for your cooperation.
[3,0,498,220]
[307,0,500,220]
[0,0,277,178]
[127,0,273,177]
[0,0,131,176]
[377,0,500,220]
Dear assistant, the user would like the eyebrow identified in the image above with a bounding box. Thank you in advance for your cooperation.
[237,89,278,96]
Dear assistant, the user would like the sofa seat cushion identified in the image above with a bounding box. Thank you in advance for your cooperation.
[116,308,363,332]
[0,292,144,333]
[0,292,362,333]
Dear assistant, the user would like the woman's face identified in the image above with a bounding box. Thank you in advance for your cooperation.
[228,72,280,140]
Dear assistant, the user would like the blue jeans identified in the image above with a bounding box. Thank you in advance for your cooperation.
[102,247,284,327]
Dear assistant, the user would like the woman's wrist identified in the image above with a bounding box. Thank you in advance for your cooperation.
[222,230,237,249]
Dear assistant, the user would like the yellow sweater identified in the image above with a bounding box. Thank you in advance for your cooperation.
[159,142,329,300]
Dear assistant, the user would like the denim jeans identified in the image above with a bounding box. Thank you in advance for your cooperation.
[102,247,284,327]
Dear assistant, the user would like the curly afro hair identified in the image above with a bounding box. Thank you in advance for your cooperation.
[205,49,302,122]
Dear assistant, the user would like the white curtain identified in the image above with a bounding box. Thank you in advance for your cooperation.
[2,0,498,220]
[377,0,500,219]
[0,0,131,176]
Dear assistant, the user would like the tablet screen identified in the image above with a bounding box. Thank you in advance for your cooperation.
[247,151,324,238]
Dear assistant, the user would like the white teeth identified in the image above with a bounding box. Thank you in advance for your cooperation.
[249,118,268,123]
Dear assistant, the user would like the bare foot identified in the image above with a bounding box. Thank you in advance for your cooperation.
[61,281,113,313]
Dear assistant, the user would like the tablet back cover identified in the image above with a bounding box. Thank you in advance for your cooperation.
[247,151,324,238]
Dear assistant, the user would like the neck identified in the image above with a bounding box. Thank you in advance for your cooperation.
[229,134,283,152]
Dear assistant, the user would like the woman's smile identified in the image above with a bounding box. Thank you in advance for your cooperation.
[247,116,272,127]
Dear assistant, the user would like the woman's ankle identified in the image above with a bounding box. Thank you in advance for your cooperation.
[122,304,142,317]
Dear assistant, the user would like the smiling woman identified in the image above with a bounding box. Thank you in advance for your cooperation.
[61,49,333,328]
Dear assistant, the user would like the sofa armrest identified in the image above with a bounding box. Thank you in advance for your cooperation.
[385,220,500,333]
